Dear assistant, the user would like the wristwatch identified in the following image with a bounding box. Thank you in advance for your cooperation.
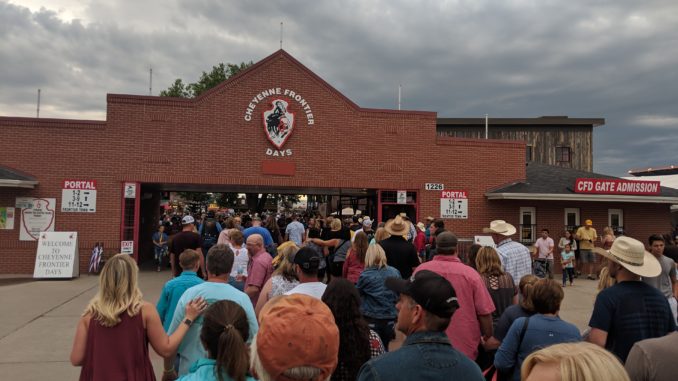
[183,318,193,327]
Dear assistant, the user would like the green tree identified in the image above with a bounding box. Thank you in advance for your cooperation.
[160,61,254,98]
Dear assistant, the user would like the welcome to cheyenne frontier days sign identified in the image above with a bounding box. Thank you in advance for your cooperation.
[243,88,314,157]
[574,178,661,195]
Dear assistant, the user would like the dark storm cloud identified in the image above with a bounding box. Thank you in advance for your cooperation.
[1,0,677,175]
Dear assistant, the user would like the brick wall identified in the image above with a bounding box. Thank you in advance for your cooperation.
[0,50,671,274]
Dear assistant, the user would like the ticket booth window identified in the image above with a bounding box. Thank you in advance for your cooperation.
[608,209,624,235]
[519,207,536,244]
[564,208,580,232]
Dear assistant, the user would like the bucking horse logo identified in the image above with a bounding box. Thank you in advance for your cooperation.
[263,99,295,149]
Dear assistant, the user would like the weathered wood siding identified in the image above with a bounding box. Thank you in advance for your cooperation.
[436,125,593,171]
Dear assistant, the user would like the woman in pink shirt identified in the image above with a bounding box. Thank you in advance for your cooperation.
[343,232,369,283]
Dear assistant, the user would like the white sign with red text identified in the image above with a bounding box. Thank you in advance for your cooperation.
[121,240,134,255]
[62,180,97,212]
[20,198,56,241]
[440,190,468,219]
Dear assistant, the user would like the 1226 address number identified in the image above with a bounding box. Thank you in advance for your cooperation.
[425,183,444,191]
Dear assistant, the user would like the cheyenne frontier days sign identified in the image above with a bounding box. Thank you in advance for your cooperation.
[243,88,314,157]
[574,178,661,195]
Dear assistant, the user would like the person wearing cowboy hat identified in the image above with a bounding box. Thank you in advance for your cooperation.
[379,215,420,279]
[483,220,532,288]
[587,236,675,363]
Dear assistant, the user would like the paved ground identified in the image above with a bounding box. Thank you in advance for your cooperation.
[0,271,599,380]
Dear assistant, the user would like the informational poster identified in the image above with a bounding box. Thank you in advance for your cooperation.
[33,232,79,278]
[124,183,137,198]
[20,198,56,241]
[440,190,468,219]
[61,180,97,212]
[397,190,407,204]
[15,197,34,209]
[0,207,15,229]
[121,240,134,255]
[474,235,496,248]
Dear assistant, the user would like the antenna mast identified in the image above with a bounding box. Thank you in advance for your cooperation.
[398,85,402,110]
[280,22,283,49]
[149,67,153,95]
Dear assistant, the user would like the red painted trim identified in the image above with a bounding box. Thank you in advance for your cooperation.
[132,183,140,262]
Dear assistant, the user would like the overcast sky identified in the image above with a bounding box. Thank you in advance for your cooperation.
[2,0,677,176]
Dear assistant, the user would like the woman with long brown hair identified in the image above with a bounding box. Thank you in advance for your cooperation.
[178,300,254,381]
[322,278,384,381]
[342,231,369,283]
[70,253,206,380]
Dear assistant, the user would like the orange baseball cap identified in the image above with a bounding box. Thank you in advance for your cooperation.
[257,294,339,381]
[585,219,593,226]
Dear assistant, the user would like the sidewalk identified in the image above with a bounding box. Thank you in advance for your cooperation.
[0,271,598,380]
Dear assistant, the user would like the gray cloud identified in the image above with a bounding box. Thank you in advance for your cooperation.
[1,0,677,175]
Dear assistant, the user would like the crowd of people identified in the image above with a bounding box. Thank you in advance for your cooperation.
[72,213,678,381]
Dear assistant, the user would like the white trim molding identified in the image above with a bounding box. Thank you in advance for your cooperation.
[0,179,38,189]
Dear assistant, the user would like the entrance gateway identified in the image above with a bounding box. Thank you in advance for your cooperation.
[4,49,676,275]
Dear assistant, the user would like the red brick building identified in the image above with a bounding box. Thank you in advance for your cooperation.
[1,50,677,274]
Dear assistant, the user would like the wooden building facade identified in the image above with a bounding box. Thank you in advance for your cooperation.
[436,116,605,172]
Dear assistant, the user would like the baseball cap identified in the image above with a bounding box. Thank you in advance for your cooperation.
[293,247,321,271]
[436,231,458,250]
[181,215,195,225]
[585,219,593,226]
[385,270,459,318]
[362,217,373,227]
[257,294,339,381]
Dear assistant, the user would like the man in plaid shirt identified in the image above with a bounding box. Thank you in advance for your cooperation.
[484,220,532,287]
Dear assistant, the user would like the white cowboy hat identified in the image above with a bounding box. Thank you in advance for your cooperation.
[482,220,517,236]
[593,236,661,278]
[385,215,410,236]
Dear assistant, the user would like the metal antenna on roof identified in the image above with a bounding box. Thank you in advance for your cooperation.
[485,114,489,139]
[37,89,41,118]
[149,67,153,95]
[398,84,402,110]
[280,22,283,49]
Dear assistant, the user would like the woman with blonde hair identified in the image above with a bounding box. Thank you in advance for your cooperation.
[521,342,629,381]
[255,242,300,315]
[372,227,390,245]
[601,226,615,250]
[476,247,518,325]
[70,253,206,380]
[356,244,401,350]
[309,218,352,279]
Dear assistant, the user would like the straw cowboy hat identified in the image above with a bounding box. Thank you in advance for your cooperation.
[482,220,517,236]
[593,236,661,278]
[385,215,410,236]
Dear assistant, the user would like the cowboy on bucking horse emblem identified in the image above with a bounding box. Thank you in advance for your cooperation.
[263,99,295,149]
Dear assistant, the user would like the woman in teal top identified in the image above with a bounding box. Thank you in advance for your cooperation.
[178,300,255,381]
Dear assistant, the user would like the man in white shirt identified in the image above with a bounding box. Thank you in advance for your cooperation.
[534,228,555,279]
[285,247,327,299]
[285,214,305,246]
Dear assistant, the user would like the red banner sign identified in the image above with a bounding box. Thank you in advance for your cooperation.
[574,178,660,195]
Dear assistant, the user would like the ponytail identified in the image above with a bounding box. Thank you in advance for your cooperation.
[518,274,539,312]
[200,301,250,381]
[216,324,249,381]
